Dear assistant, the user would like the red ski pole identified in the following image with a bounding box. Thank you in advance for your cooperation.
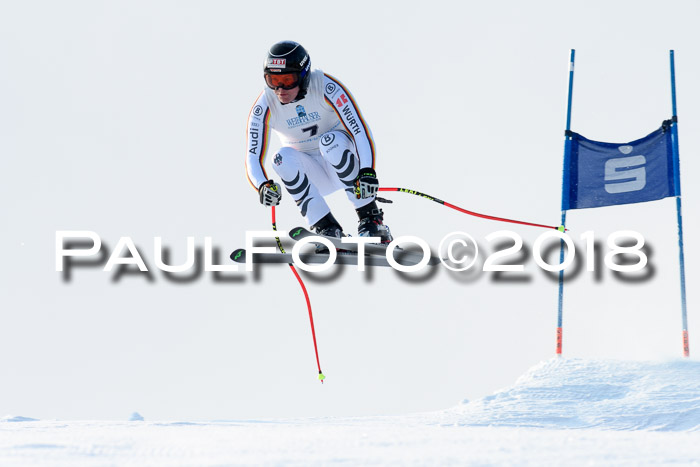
[271,206,325,383]
[378,187,563,231]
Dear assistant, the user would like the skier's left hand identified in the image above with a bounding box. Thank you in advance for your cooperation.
[258,179,282,206]
[354,167,379,199]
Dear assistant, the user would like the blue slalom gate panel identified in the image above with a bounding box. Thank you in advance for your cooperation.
[562,123,679,210]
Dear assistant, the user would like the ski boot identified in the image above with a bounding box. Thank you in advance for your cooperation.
[356,201,393,244]
[311,212,344,254]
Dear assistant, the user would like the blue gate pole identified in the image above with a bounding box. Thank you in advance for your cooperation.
[557,49,576,357]
[669,50,690,357]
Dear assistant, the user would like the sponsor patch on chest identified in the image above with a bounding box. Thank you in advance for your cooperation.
[285,104,321,128]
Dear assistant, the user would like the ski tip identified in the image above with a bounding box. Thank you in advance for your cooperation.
[230,249,246,263]
[290,227,306,239]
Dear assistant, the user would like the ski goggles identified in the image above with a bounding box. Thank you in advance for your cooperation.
[264,72,300,90]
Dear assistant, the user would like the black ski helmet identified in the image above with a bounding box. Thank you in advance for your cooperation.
[264,41,311,98]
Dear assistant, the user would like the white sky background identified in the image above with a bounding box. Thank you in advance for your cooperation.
[1,0,698,420]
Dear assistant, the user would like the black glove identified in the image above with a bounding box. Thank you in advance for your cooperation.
[258,180,282,206]
[354,167,379,199]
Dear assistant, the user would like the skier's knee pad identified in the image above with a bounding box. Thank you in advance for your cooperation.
[319,131,359,182]
[270,146,304,179]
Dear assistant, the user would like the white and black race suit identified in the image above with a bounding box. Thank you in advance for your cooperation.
[245,69,377,226]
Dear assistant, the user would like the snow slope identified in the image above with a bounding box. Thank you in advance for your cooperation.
[444,358,700,431]
[1,358,698,466]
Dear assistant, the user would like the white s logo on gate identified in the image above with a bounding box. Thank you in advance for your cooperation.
[604,155,646,194]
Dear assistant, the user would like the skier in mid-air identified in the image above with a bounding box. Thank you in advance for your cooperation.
[245,40,392,247]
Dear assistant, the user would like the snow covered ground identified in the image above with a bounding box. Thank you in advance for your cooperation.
[2,358,699,466]
[444,358,700,431]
